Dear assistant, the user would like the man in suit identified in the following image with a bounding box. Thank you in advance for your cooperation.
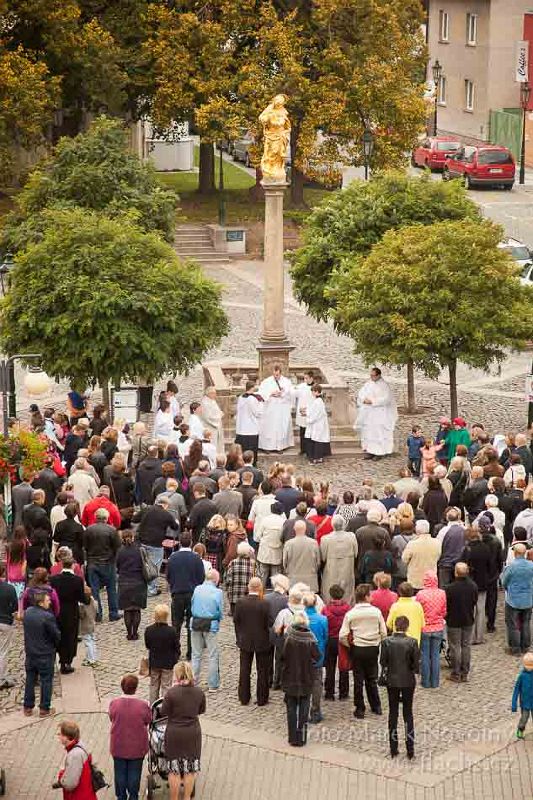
[233,577,271,706]
[32,457,62,515]
[166,532,206,660]
[12,472,34,528]
[22,489,52,540]
[50,555,89,674]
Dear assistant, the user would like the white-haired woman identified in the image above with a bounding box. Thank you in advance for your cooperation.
[225,541,255,616]
[161,661,206,800]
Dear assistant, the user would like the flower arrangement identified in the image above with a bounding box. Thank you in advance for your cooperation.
[0,430,48,483]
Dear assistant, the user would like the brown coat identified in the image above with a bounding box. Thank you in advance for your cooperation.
[222,529,247,569]
[161,685,206,760]
[233,594,271,652]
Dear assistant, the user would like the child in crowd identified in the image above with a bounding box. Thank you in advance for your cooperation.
[512,652,533,738]
[406,426,425,477]
[79,589,99,667]
[322,584,351,701]
[420,438,444,478]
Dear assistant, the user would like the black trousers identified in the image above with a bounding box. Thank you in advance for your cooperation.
[351,645,381,713]
[238,649,270,706]
[172,592,193,660]
[285,694,311,746]
[387,686,415,756]
[485,580,498,630]
[299,426,306,455]
[324,638,349,699]
[269,644,283,688]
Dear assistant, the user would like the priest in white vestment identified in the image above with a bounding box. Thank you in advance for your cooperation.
[201,386,225,453]
[188,401,205,441]
[258,365,294,452]
[294,371,315,455]
[355,368,397,459]
[235,380,264,464]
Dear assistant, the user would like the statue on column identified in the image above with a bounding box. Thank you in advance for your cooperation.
[259,94,291,182]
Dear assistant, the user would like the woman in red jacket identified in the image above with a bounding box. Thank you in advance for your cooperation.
[54,720,97,800]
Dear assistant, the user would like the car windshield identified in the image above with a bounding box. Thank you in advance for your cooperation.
[436,141,461,151]
[508,246,531,261]
[478,151,513,165]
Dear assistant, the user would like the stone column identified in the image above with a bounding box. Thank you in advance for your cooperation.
[257,180,294,379]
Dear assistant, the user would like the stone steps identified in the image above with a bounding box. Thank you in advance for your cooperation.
[175,224,230,264]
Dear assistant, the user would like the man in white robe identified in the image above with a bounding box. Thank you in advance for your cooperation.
[258,365,294,452]
[201,387,224,453]
[235,380,264,465]
[188,402,205,441]
[294,371,315,454]
[355,368,397,459]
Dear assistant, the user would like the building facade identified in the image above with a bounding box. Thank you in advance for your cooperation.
[427,0,533,158]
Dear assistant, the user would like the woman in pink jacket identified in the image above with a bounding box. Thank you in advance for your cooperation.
[416,570,446,688]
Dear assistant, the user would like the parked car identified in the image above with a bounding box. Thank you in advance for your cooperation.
[442,145,515,189]
[498,238,533,271]
[411,136,462,171]
[232,131,255,166]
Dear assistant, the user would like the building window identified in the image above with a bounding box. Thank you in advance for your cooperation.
[464,79,475,111]
[466,13,477,45]
[438,76,447,105]
[439,10,449,42]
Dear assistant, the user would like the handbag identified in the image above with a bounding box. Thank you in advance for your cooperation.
[75,746,108,792]
[139,656,150,677]
[139,546,159,582]
[191,617,212,632]
[377,668,388,687]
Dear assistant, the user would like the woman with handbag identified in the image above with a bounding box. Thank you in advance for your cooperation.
[116,531,147,641]
[379,614,420,760]
[105,459,135,529]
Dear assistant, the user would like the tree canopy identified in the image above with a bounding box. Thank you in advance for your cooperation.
[290,172,481,322]
[333,218,533,416]
[1,117,178,251]
[0,208,229,389]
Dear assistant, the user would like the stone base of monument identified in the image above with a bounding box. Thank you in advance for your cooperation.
[202,360,361,457]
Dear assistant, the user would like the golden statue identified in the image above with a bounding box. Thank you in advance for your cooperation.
[259,94,291,182]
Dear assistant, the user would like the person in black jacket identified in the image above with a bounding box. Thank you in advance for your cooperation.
[135,446,162,505]
[0,564,18,690]
[445,562,478,682]
[32,458,62,515]
[166,532,205,660]
[50,556,89,674]
[281,614,321,747]
[380,615,419,759]
[23,592,61,716]
[22,490,52,541]
[187,484,216,544]
[116,530,148,640]
[144,604,179,703]
[477,514,503,633]
[84,508,122,622]
[54,503,84,566]
[234,577,271,707]
[463,467,489,523]
[132,497,178,597]
[461,528,493,644]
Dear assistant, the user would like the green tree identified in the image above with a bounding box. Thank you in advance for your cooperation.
[0,208,229,402]
[333,219,533,417]
[1,117,178,251]
[291,172,480,325]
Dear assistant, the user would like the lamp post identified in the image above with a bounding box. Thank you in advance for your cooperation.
[0,252,13,297]
[362,128,374,180]
[218,141,226,227]
[520,81,531,186]
[0,355,49,436]
[432,60,442,137]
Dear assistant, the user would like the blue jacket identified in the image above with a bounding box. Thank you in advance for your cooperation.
[166,549,205,595]
[407,435,425,460]
[190,582,224,633]
[501,558,533,609]
[306,606,328,667]
[23,605,60,660]
[512,669,533,711]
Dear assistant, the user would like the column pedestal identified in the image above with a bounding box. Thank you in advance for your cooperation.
[257,180,293,380]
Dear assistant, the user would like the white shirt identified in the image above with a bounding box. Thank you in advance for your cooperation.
[154,409,174,440]
[294,382,313,428]
[235,394,263,436]
[189,414,205,441]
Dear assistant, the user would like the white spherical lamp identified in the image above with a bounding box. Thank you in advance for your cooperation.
[23,366,51,397]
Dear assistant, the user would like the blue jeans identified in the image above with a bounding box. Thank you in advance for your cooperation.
[113,757,144,800]
[24,656,55,710]
[420,631,443,688]
[88,563,119,620]
[143,546,163,596]
[191,630,220,688]
[82,633,98,663]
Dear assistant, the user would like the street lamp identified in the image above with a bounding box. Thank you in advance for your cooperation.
[0,253,14,296]
[218,140,226,227]
[0,355,49,436]
[432,60,443,137]
[520,81,531,186]
[362,128,374,180]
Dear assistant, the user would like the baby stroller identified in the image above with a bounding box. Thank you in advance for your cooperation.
[146,699,196,798]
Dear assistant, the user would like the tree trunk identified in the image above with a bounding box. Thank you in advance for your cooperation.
[198,140,215,194]
[448,359,458,419]
[290,166,305,206]
[101,381,111,415]
[406,360,417,413]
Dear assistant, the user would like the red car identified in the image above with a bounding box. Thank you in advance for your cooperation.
[442,144,515,189]
[411,136,462,171]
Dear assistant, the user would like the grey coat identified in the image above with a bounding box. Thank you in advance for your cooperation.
[320,531,358,603]
[282,535,320,592]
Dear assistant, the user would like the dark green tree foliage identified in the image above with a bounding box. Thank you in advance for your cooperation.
[290,172,481,323]
[0,208,228,389]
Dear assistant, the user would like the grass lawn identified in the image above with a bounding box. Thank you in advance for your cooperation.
[157,146,331,224]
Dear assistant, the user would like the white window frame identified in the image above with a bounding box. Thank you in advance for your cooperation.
[466,13,477,46]
[439,10,450,42]
[438,76,447,106]
[464,79,475,111]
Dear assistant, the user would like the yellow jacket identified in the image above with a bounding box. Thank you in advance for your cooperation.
[386,597,425,644]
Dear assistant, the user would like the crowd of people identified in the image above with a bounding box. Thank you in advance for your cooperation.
[2,377,533,797]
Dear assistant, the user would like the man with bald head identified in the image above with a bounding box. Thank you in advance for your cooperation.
[502,543,533,655]
[445,562,478,682]
[283,520,320,592]
[234,577,271,706]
